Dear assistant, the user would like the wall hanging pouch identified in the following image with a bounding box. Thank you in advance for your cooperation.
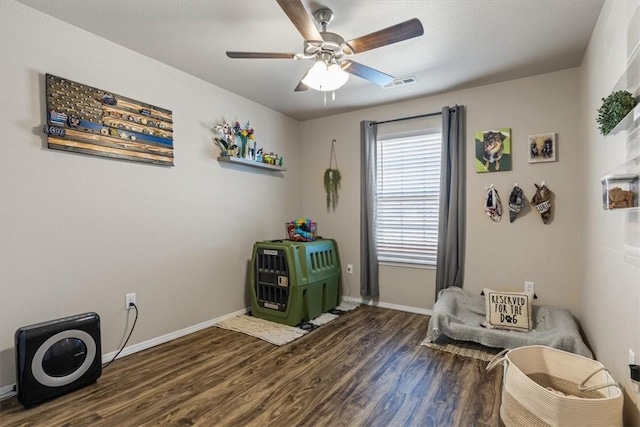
[531,183,553,224]
[484,184,502,222]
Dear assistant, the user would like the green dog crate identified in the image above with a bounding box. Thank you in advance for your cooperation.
[250,239,342,326]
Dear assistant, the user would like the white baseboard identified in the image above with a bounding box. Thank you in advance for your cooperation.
[102,307,249,363]
[106,300,430,365]
[0,307,249,400]
[0,384,15,400]
[342,295,432,316]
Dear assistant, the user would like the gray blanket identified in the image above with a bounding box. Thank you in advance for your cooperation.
[425,287,593,358]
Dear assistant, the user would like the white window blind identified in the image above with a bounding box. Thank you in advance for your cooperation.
[376,132,441,265]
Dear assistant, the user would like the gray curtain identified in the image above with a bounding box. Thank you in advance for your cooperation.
[360,120,379,297]
[435,105,466,300]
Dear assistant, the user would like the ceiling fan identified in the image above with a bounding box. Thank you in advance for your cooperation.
[226,0,424,93]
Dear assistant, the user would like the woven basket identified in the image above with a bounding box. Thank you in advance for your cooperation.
[487,345,623,427]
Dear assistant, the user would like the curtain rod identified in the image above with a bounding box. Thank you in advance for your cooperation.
[371,111,442,126]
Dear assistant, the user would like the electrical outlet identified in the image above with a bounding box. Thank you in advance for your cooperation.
[524,281,535,294]
[125,293,136,310]
[346,264,353,274]
[630,349,636,365]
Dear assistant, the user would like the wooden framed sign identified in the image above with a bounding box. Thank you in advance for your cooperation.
[44,74,174,166]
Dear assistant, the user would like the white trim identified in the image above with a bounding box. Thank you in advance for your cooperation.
[342,296,432,316]
[102,307,249,363]
[0,385,16,401]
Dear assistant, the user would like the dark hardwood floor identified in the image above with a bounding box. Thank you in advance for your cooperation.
[0,305,503,426]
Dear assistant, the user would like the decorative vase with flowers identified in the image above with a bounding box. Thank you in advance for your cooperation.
[213,120,237,157]
[233,121,254,158]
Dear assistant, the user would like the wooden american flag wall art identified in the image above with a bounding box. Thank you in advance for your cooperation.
[43,74,174,166]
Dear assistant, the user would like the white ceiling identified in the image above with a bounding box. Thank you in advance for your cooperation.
[17,0,604,121]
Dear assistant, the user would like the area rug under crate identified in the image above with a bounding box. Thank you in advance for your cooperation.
[215,301,359,346]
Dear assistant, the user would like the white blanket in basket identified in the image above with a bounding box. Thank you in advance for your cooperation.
[425,287,593,358]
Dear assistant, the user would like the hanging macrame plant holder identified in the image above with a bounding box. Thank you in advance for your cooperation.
[324,139,341,213]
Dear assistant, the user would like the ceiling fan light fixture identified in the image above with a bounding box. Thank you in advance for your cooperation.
[301,60,349,92]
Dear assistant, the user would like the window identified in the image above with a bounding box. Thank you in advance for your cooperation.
[376,132,441,266]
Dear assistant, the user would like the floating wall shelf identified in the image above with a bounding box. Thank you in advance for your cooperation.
[217,156,286,172]
[610,103,640,136]
[602,33,640,213]
[612,47,639,94]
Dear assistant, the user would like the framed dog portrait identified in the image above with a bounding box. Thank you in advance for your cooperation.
[529,133,556,163]
[475,128,511,173]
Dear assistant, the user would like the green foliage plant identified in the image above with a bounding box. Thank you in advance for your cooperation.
[596,90,637,135]
[323,168,341,212]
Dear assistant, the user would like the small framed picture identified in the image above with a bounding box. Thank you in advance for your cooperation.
[529,133,556,163]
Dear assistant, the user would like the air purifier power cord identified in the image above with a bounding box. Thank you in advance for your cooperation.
[103,302,139,369]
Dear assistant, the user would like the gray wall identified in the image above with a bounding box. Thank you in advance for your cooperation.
[578,1,640,423]
[300,68,583,315]
[0,1,302,387]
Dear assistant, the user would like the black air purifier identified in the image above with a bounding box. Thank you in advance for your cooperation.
[15,312,102,408]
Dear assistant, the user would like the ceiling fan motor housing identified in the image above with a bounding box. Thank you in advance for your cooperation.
[313,8,334,28]
[307,8,354,61]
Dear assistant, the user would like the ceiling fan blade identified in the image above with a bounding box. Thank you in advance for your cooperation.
[226,52,296,59]
[342,61,394,87]
[276,0,323,42]
[346,18,424,54]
